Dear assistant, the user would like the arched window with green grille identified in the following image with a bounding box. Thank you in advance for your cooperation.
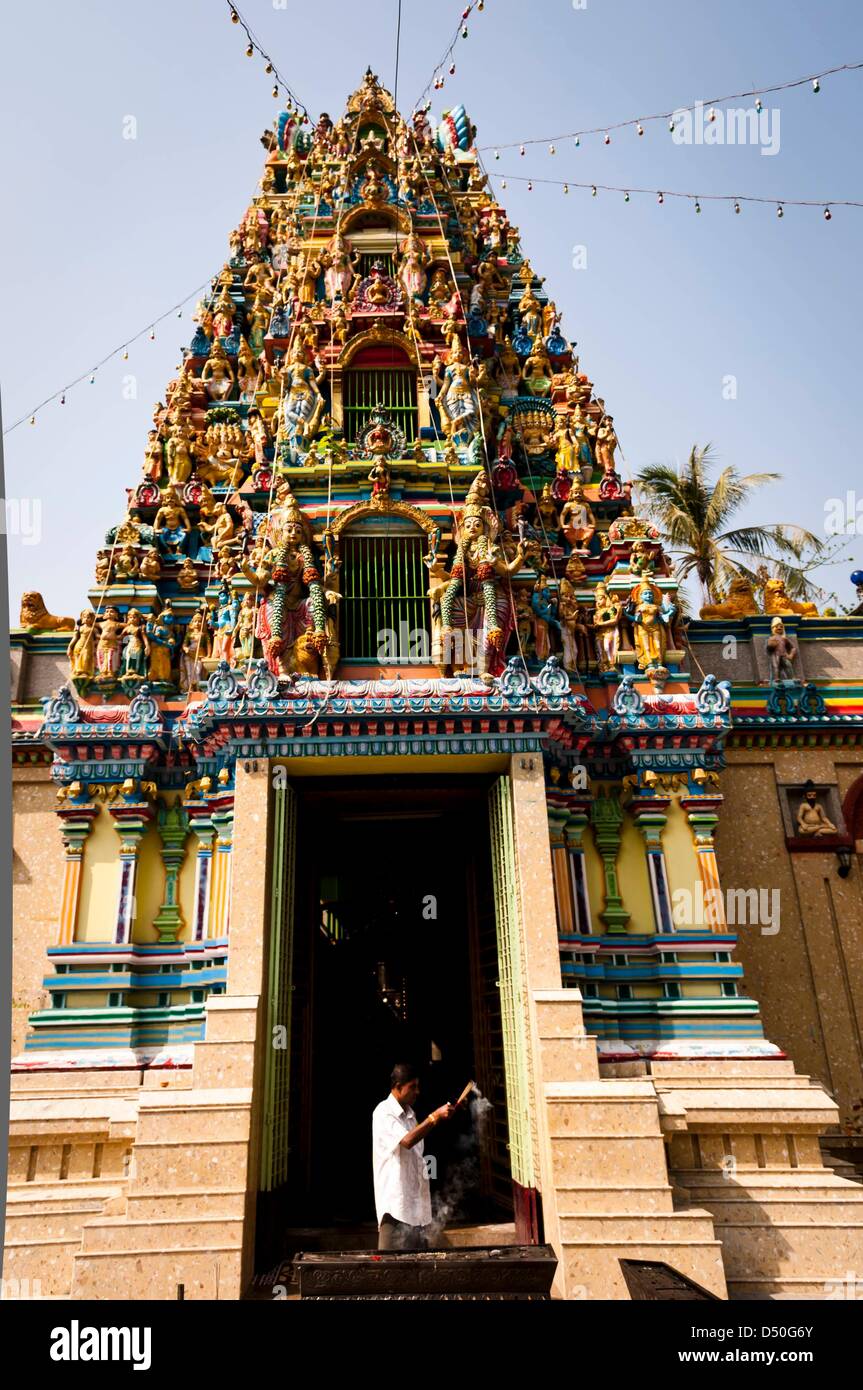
[342,347,417,444]
[340,517,431,665]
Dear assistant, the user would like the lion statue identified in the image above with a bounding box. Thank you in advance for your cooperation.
[699,576,759,621]
[763,578,818,618]
[19,591,75,633]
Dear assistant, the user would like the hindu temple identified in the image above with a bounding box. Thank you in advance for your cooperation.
[7,71,863,1301]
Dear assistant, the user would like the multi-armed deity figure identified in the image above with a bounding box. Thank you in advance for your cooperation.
[240,484,334,679]
[433,335,481,443]
[439,475,525,682]
[279,337,327,464]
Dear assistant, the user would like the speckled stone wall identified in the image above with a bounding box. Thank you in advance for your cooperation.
[11,766,65,1056]
[716,749,863,1122]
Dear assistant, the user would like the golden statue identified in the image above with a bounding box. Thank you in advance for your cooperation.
[699,575,760,620]
[66,610,97,681]
[763,577,819,618]
[19,592,74,633]
[625,579,676,670]
[176,557,199,591]
[165,422,195,487]
[593,582,622,674]
[201,340,236,403]
[95,607,124,681]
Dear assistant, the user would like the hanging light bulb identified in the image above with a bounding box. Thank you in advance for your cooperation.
[527,181,533,191]
[89,372,96,384]
[461,24,468,38]
[707,107,716,123]
[755,97,763,112]
[264,61,273,74]
[636,122,644,136]
[573,136,580,148]
[824,206,832,220]
[230,9,239,22]
[272,84,279,98]
[694,200,701,214]
[500,179,507,188]
[776,204,784,218]
[733,201,741,214]
[549,144,555,155]
[462,5,470,15]
[122,347,129,360]
[668,119,675,133]
[623,191,630,203]
[519,144,525,156]
[177,309,183,318]
[657,191,664,205]
[479,0,485,9]
[149,327,156,340]
[812,78,821,93]
[563,183,569,194]
[591,185,597,197]
[494,149,500,159]
[245,43,253,58]
[604,132,611,145]
[60,393,66,405]
[449,61,456,75]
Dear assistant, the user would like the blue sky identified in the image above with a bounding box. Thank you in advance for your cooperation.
[2,0,862,621]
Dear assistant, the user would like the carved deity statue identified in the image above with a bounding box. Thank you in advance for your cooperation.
[796,782,839,838]
[439,486,525,682]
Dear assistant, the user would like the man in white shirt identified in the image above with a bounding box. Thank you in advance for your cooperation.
[372,1062,454,1250]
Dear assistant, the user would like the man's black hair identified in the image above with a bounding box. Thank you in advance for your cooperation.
[391,1062,418,1087]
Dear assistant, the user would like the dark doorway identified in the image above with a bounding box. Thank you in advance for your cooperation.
[260,775,512,1260]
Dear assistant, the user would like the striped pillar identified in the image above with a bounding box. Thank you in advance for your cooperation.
[56,802,100,945]
[565,804,593,936]
[682,797,726,931]
[107,797,155,946]
[630,796,674,934]
[185,806,216,943]
[209,799,235,938]
[547,803,574,934]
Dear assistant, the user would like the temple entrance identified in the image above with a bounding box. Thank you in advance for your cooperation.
[255,774,515,1268]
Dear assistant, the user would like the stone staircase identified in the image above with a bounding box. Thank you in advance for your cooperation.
[533,993,727,1299]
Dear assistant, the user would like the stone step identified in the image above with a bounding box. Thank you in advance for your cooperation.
[559,1209,717,1243]
[128,1138,251,1190]
[79,1215,244,1255]
[73,1248,244,1300]
[2,1239,85,1298]
[719,1220,863,1280]
[560,1236,726,1301]
[126,1188,246,1220]
[555,1184,675,1216]
[549,1135,671,1187]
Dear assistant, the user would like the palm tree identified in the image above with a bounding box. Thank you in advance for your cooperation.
[635,444,832,607]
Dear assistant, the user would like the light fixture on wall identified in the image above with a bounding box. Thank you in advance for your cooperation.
[836,846,853,878]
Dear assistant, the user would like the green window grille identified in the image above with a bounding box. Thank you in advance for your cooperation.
[342,368,417,443]
[340,522,430,663]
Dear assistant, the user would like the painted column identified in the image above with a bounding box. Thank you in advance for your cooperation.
[565,800,593,936]
[590,788,630,933]
[185,802,216,943]
[152,802,191,944]
[209,796,235,940]
[107,789,155,946]
[546,801,574,935]
[56,794,100,945]
[630,794,675,934]
[682,795,726,931]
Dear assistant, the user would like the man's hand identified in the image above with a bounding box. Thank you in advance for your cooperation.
[433,1103,455,1123]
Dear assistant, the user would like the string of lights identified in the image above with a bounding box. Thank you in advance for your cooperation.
[226,0,313,121]
[413,0,487,112]
[479,59,863,154]
[490,172,861,218]
[3,282,214,435]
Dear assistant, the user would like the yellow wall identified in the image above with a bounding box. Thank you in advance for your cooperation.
[77,806,121,943]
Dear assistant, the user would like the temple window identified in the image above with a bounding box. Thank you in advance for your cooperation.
[342,348,417,443]
[340,517,430,664]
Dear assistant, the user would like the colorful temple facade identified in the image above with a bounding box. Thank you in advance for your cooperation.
[7,73,863,1300]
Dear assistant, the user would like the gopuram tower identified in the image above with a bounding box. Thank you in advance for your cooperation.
[8,70,863,1301]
